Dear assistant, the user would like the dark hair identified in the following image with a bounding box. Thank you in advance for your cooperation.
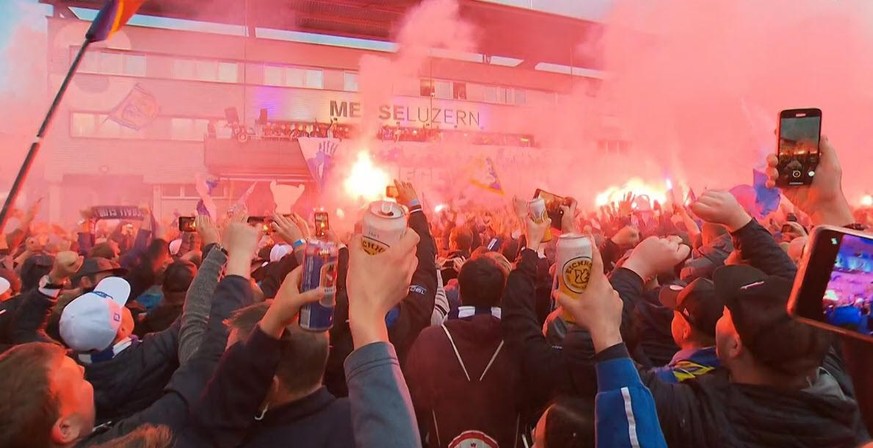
[93,424,172,448]
[0,342,66,448]
[162,260,197,295]
[89,242,117,260]
[226,303,329,395]
[451,226,474,253]
[544,396,596,448]
[458,257,506,308]
[147,239,170,263]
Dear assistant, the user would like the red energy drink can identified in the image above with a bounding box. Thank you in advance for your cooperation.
[299,239,339,331]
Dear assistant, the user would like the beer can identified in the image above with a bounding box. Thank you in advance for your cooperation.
[555,233,593,323]
[299,240,339,331]
[361,200,407,255]
[528,198,553,242]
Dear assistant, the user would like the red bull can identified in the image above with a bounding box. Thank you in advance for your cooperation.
[555,233,593,323]
[528,198,553,242]
[299,239,339,331]
[361,200,407,255]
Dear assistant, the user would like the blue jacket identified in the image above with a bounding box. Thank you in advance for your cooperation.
[652,346,720,383]
[595,343,668,448]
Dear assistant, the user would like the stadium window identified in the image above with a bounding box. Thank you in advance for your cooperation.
[420,79,435,97]
[434,80,452,99]
[123,54,147,76]
[285,67,305,87]
[513,88,526,105]
[453,82,467,100]
[304,69,323,89]
[70,112,97,137]
[264,65,283,86]
[344,72,359,91]
[218,62,239,83]
[195,60,218,81]
[173,59,197,80]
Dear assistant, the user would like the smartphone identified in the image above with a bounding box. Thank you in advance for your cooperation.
[246,216,272,234]
[386,185,399,199]
[776,108,822,187]
[314,211,329,238]
[534,189,569,231]
[788,225,873,342]
[178,217,196,233]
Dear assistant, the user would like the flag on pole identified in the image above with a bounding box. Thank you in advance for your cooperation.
[86,0,146,42]
[107,84,159,130]
[468,157,504,195]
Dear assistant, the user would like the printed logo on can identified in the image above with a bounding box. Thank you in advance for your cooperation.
[562,256,592,294]
[361,237,389,255]
[319,262,337,307]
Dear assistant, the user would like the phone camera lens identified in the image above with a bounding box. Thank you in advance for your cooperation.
[792,170,802,179]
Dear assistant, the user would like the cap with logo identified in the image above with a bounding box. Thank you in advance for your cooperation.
[712,265,830,375]
[60,277,131,352]
[659,278,724,337]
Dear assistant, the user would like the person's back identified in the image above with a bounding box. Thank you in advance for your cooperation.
[240,390,353,447]
[406,256,520,448]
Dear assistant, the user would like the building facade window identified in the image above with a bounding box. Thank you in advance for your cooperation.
[263,65,323,88]
[70,112,143,139]
[78,49,146,77]
[173,58,239,83]
[344,72,359,92]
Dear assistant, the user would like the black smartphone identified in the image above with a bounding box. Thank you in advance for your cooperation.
[178,217,196,233]
[788,225,873,343]
[246,216,272,234]
[534,189,569,231]
[314,211,329,238]
[776,108,822,187]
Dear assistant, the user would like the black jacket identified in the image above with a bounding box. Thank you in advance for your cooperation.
[325,205,438,397]
[615,220,870,447]
[80,275,253,446]
[85,318,181,424]
[179,326,354,448]
[0,286,61,352]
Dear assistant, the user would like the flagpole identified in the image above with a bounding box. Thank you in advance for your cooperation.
[0,38,93,233]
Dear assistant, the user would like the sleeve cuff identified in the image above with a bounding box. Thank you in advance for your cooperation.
[344,341,398,379]
[595,341,630,363]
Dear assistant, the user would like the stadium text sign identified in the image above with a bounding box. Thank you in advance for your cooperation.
[329,100,481,128]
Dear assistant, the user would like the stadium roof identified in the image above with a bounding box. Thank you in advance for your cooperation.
[41,0,602,70]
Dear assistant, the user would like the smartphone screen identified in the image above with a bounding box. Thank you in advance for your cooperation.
[178,217,196,232]
[777,109,822,187]
[534,189,566,231]
[789,227,873,342]
[246,216,271,234]
[314,212,329,238]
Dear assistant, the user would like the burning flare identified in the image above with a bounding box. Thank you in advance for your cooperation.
[344,151,390,202]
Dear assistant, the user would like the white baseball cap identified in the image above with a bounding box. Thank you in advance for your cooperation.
[270,244,292,263]
[0,277,10,296]
[169,238,183,256]
[60,277,131,352]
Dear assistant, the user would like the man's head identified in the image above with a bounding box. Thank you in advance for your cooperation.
[147,239,172,277]
[450,226,473,254]
[659,278,724,350]
[72,257,128,292]
[89,241,121,262]
[0,343,95,447]
[713,265,831,387]
[532,395,595,448]
[60,277,133,353]
[226,303,329,403]
[161,260,197,302]
[458,256,507,308]
[20,253,53,292]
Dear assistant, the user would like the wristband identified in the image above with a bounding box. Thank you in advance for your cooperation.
[292,239,306,250]
[408,199,421,208]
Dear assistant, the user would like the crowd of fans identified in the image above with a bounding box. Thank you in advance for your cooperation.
[0,136,872,448]
[213,119,536,147]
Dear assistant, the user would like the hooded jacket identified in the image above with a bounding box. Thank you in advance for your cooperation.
[406,314,522,448]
